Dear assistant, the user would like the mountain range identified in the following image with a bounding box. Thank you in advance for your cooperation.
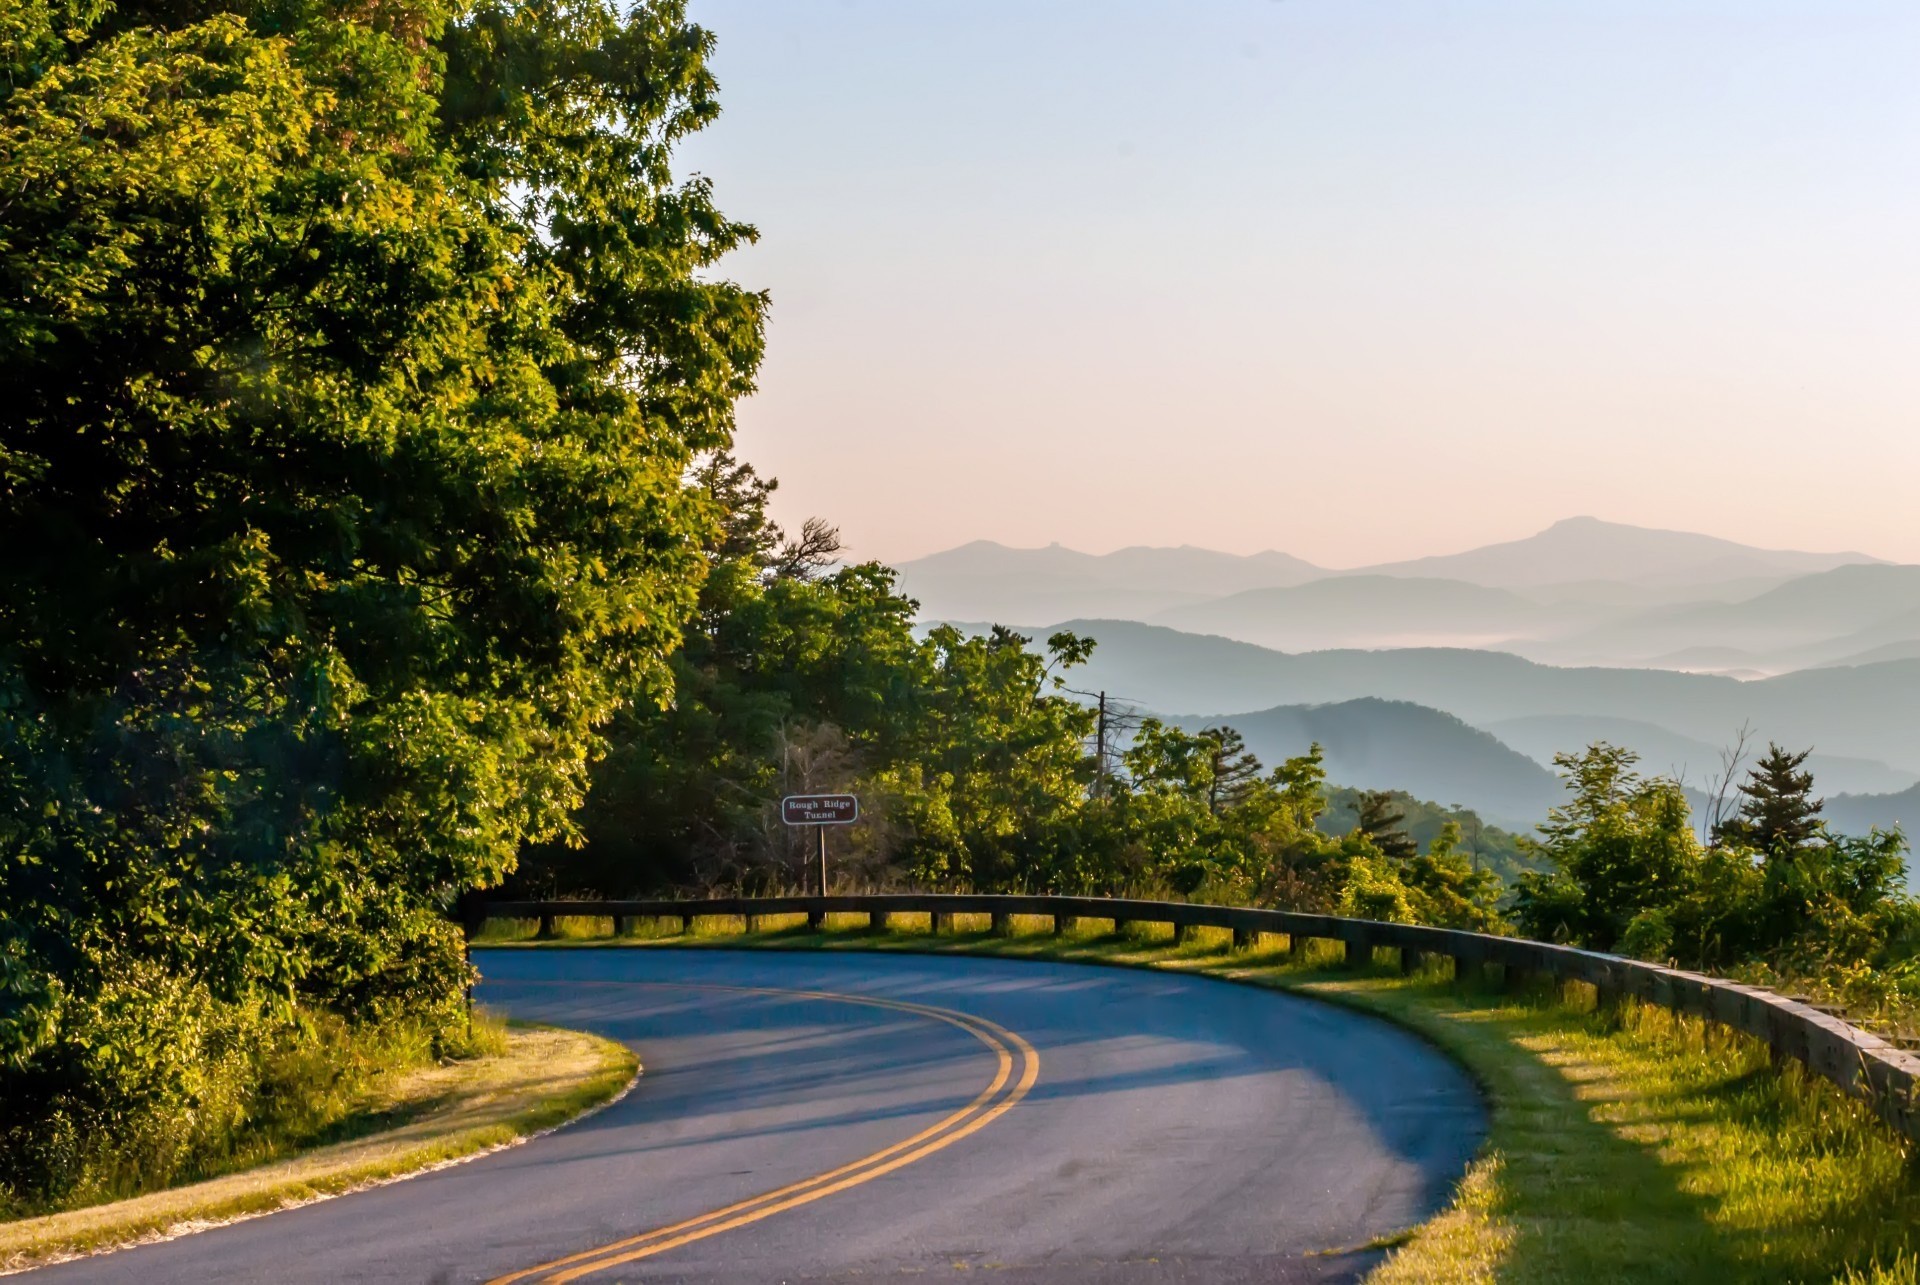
[1158,696,1917,856]
[894,541,1321,622]
[1172,699,1563,830]
[899,518,1909,677]
[1478,715,1919,798]
[904,517,1917,873]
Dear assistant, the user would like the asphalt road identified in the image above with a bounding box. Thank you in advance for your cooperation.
[37,948,1485,1284]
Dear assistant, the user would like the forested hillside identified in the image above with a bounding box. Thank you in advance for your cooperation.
[1174,699,1563,829]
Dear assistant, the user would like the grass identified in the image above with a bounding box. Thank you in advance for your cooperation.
[0,1016,638,1274]
[483,912,1920,1283]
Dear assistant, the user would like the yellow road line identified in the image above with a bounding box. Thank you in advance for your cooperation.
[485,981,1040,1285]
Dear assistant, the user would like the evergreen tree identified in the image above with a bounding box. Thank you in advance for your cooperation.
[1718,744,1824,856]
[1354,790,1418,860]
[1199,726,1264,816]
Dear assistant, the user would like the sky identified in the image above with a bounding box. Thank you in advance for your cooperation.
[677,1,1920,568]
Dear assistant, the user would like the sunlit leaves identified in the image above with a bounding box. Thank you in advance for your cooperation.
[0,0,761,1199]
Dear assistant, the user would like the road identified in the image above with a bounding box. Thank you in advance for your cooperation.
[36,948,1485,1284]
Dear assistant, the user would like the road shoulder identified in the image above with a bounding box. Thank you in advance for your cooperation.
[0,1024,638,1276]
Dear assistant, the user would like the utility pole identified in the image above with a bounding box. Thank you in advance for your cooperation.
[1095,691,1108,799]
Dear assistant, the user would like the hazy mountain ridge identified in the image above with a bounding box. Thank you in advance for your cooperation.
[1518,565,1920,669]
[1356,516,1880,588]
[910,520,1920,847]
[1170,698,1563,830]
[899,519,1911,677]
[897,540,1322,621]
[1038,618,1920,772]
[1827,785,1920,842]
[1150,576,1589,653]
[1478,714,1920,798]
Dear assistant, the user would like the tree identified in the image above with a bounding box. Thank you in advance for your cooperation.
[1353,791,1419,861]
[1718,744,1824,857]
[882,627,1097,891]
[1124,720,1220,803]
[1,0,761,1203]
[1514,744,1702,950]
[1199,726,1264,816]
[1402,822,1506,933]
[1698,722,1757,844]
[530,454,919,894]
[1272,744,1330,831]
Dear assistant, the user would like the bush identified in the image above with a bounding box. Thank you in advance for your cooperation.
[0,988,475,1219]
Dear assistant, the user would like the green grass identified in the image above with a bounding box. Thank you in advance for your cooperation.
[0,1019,637,1272]
[487,913,1920,1283]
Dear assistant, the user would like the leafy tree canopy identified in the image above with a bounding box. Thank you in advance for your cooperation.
[0,0,760,1204]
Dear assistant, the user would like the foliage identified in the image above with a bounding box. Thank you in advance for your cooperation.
[1402,822,1508,932]
[1715,742,1825,855]
[1319,788,1540,886]
[0,0,758,1207]
[1514,744,1703,949]
[0,998,483,1220]
[1515,743,1916,984]
[1353,790,1419,860]
[549,582,1514,929]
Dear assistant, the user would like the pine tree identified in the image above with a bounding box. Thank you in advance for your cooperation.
[1720,743,1824,856]
[1199,726,1263,816]
[1354,790,1419,861]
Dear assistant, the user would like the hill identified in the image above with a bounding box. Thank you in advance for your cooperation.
[1826,785,1920,840]
[1043,619,1920,772]
[1171,698,1565,831]
[1150,576,1583,653]
[1478,715,1920,798]
[1528,565,1920,668]
[1359,516,1880,589]
[894,540,1321,623]
[1317,787,1545,885]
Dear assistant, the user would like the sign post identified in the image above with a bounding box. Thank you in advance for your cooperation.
[780,794,859,895]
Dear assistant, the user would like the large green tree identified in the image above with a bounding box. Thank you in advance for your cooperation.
[0,0,760,1200]
[1513,744,1702,949]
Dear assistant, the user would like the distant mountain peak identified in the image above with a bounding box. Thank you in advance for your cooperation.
[1357,518,1881,588]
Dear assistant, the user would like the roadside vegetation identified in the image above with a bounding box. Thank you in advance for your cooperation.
[1,1007,502,1221]
[1,1019,636,1271]
[481,915,1920,1284]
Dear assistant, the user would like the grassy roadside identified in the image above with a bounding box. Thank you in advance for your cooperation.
[481,912,1920,1284]
[0,1021,637,1275]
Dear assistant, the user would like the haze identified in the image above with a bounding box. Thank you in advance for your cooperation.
[682,0,1920,567]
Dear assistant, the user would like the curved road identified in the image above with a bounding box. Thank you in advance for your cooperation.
[37,949,1484,1284]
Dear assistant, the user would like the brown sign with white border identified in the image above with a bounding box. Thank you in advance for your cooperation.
[781,794,859,825]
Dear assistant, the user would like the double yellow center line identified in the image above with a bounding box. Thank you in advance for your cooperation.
[487,981,1040,1284]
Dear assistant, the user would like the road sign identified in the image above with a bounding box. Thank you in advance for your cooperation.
[781,794,859,826]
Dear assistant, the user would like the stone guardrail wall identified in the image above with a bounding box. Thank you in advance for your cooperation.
[479,893,1920,1145]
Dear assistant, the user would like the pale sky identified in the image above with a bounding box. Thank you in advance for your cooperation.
[679,1,1920,568]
